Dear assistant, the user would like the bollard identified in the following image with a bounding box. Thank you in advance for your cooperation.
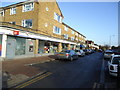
[117,60,120,88]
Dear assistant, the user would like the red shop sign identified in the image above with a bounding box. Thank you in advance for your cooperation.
[13,31,19,35]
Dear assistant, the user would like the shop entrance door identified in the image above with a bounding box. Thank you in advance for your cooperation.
[6,39,15,59]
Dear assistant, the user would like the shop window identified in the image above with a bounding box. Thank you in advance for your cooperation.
[15,37,26,55]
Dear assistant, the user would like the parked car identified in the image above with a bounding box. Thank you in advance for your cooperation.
[56,50,78,61]
[83,49,89,55]
[75,50,85,56]
[104,50,114,59]
[108,55,120,77]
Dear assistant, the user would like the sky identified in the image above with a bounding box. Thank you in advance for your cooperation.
[0,0,119,46]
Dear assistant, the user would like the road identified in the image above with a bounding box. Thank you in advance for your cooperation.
[15,52,117,88]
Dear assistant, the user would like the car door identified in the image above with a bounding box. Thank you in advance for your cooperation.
[73,50,78,59]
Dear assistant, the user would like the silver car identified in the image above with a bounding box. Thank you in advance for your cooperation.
[75,50,85,56]
[56,50,78,61]
[104,50,114,59]
[108,55,120,77]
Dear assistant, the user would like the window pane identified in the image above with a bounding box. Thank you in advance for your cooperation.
[15,37,26,55]
[25,19,32,28]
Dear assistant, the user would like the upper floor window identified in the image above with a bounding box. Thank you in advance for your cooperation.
[22,3,34,12]
[64,34,68,39]
[22,19,32,28]
[75,33,78,36]
[10,22,16,25]
[64,26,68,31]
[72,30,74,34]
[0,10,4,16]
[10,7,16,15]
[71,37,74,41]
[53,26,61,35]
[54,12,62,23]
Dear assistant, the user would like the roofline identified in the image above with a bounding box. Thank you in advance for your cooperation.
[0,0,38,9]
[55,1,64,18]
[62,22,86,38]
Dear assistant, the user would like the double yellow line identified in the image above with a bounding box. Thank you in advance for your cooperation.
[15,72,52,89]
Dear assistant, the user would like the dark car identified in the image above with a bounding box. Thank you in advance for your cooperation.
[56,50,78,61]
[83,49,89,55]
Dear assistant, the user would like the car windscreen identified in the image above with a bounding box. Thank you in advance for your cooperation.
[112,57,120,64]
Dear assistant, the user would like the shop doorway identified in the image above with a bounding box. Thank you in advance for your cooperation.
[6,39,16,59]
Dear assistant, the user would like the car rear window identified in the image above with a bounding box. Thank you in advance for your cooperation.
[112,57,120,64]
[75,50,79,52]
[64,50,70,53]
[105,52,113,54]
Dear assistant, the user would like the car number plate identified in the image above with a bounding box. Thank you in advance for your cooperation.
[60,54,64,56]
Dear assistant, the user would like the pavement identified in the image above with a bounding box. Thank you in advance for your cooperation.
[1,55,56,88]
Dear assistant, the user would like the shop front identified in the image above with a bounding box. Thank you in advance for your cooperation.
[70,44,75,50]
[6,36,35,59]
[62,43,68,51]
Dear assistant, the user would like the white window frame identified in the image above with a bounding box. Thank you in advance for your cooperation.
[10,22,16,24]
[72,30,74,34]
[75,33,78,36]
[0,10,4,16]
[10,7,16,15]
[22,19,32,28]
[54,12,62,23]
[53,26,61,35]
[64,34,68,39]
[71,37,74,41]
[64,26,68,31]
[22,2,34,12]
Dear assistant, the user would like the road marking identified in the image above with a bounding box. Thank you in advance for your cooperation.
[15,72,52,88]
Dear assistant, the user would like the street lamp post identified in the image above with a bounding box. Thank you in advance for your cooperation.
[109,35,115,47]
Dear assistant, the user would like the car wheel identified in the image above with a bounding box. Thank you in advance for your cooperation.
[70,57,73,61]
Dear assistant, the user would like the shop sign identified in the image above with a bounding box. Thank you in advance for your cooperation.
[13,31,19,35]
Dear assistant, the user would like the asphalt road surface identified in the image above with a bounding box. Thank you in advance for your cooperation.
[16,52,117,88]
